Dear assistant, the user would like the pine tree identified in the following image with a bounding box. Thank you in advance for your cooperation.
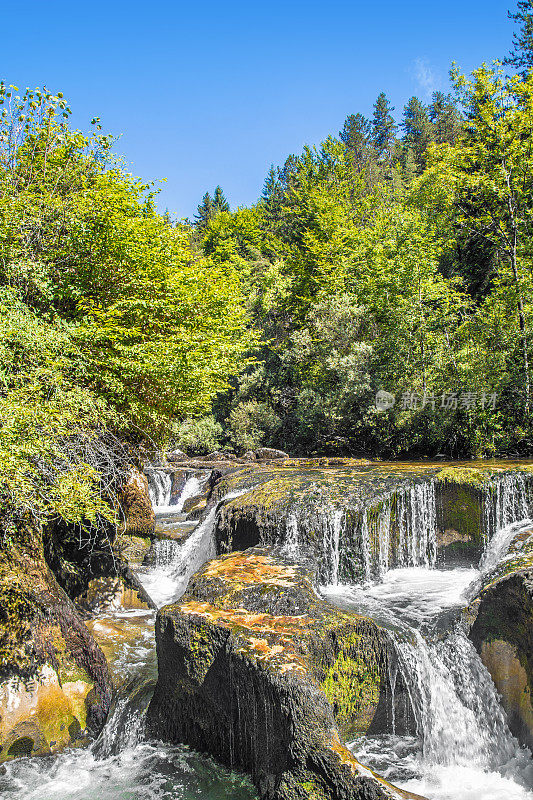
[212,185,230,214]
[401,96,433,172]
[371,92,397,161]
[262,166,279,203]
[194,191,214,229]
[504,0,533,76]
[340,113,372,165]
[429,92,461,144]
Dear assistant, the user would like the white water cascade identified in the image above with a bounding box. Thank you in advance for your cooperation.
[137,487,251,608]
[146,469,210,515]
[146,469,172,509]
[1,481,257,800]
[323,486,533,800]
[300,479,439,585]
[482,472,531,543]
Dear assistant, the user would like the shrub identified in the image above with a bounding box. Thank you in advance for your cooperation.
[228,401,281,453]
[174,416,223,455]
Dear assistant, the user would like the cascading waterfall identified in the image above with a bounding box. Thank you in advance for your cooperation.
[146,469,172,509]
[395,481,437,569]
[137,487,251,608]
[2,482,258,800]
[322,480,533,800]
[279,480,439,586]
[482,472,531,543]
[146,469,210,515]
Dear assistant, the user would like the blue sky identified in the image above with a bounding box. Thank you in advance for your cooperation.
[2,0,516,219]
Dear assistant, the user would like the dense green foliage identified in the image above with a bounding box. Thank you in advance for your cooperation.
[1,4,532,532]
[192,17,533,458]
[0,87,254,525]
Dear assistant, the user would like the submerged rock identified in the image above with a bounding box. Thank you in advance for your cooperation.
[147,547,419,800]
[0,516,112,761]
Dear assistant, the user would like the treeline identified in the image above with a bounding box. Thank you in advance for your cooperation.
[1,4,532,536]
[184,4,533,458]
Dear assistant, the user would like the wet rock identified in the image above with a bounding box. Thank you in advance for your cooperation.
[167,448,188,463]
[76,575,153,613]
[120,468,155,538]
[0,515,112,761]
[212,460,533,580]
[468,528,533,752]
[147,547,419,800]
[255,448,289,460]
[182,494,208,515]
[114,533,151,566]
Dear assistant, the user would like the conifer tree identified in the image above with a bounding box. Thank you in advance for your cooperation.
[195,191,214,228]
[429,91,461,144]
[212,185,230,214]
[371,92,397,161]
[505,0,533,76]
[261,166,279,203]
[401,96,432,172]
[340,113,372,165]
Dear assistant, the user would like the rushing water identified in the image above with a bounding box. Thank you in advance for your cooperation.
[3,467,533,800]
[1,478,257,800]
[146,469,210,515]
[1,601,257,800]
[322,517,533,800]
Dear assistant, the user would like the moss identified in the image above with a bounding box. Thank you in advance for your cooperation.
[319,631,381,734]
[186,627,216,682]
[297,779,322,799]
[437,482,484,544]
[435,466,491,486]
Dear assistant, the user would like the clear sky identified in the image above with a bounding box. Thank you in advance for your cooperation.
[2,0,516,220]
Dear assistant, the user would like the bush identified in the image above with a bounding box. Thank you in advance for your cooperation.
[228,401,281,453]
[174,416,223,455]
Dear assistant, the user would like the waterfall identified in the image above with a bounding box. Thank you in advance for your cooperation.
[146,469,172,509]
[137,488,251,608]
[323,482,533,800]
[398,630,519,769]
[321,508,344,586]
[479,517,533,574]
[395,481,437,569]
[482,472,530,542]
[324,480,437,585]
[151,538,182,567]
[174,475,205,512]
[146,469,210,515]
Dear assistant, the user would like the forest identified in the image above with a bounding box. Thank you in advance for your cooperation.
[1,2,533,535]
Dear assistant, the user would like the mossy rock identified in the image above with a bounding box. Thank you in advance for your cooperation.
[0,514,112,761]
[147,547,421,800]
[468,527,533,752]
[119,468,155,537]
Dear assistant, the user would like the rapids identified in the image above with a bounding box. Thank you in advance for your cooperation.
[322,519,533,800]
[3,465,533,800]
[1,478,258,800]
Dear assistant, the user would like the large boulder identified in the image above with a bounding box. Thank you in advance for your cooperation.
[147,547,419,800]
[213,461,533,581]
[255,448,289,461]
[0,515,112,761]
